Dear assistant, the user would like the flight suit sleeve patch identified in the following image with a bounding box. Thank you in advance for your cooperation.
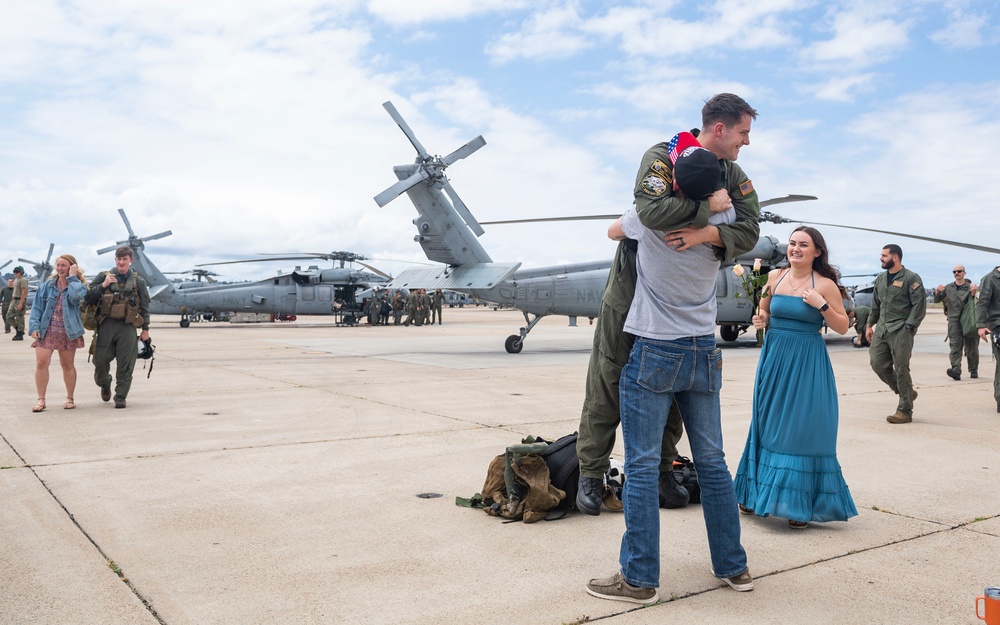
[739,179,754,196]
[911,282,922,290]
[650,159,672,176]
[641,173,669,196]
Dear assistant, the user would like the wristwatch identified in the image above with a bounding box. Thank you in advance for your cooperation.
[819,303,829,312]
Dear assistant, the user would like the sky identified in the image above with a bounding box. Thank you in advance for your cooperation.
[2,0,999,291]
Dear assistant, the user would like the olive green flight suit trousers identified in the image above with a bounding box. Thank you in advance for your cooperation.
[6,303,25,333]
[93,318,139,401]
[869,328,916,415]
[577,242,683,479]
[945,317,979,375]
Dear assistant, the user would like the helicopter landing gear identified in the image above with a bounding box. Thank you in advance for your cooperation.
[504,335,523,354]
[720,324,741,342]
[504,312,545,353]
[180,318,191,328]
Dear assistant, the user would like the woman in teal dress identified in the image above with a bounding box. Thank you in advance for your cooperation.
[734,226,858,528]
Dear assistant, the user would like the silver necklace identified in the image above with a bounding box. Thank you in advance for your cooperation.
[787,271,812,291]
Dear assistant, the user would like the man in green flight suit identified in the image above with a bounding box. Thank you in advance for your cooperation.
[0,277,13,333]
[85,246,151,409]
[7,266,30,340]
[865,244,926,424]
[850,304,871,348]
[975,265,1000,413]
[575,93,761,516]
[934,265,978,380]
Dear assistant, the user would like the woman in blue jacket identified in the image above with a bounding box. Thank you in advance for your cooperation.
[28,254,87,412]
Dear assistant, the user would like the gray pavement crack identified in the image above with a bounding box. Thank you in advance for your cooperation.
[0,431,169,625]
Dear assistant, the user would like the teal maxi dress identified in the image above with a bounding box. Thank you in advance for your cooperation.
[734,287,858,523]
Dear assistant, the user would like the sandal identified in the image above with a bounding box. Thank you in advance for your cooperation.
[64,398,76,410]
[788,520,809,529]
[738,503,754,515]
[32,399,46,413]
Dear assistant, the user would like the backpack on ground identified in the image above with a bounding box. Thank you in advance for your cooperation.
[538,432,580,513]
[456,432,581,523]
[672,455,701,504]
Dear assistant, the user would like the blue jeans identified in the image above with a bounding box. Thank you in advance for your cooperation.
[618,335,747,588]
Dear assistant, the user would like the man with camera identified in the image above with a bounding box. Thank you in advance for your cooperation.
[85,246,151,409]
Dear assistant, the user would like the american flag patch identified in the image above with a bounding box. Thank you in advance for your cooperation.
[739,179,754,196]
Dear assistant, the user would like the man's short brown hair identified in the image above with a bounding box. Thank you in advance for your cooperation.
[702,93,758,128]
[115,246,134,259]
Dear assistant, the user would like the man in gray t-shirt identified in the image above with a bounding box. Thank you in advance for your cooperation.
[587,93,757,604]
[620,205,733,340]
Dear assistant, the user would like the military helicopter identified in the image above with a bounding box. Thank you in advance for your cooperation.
[374,101,1000,353]
[18,243,56,283]
[97,209,389,326]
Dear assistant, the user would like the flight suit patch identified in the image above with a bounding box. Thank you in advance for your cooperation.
[911,282,922,290]
[892,280,904,288]
[650,159,671,175]
[641,174,668,196]
[739,179,754,196]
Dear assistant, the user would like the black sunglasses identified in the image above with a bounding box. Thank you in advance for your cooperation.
[953,270,965,274]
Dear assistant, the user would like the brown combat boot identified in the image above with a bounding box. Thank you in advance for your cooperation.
[887,411,912,424]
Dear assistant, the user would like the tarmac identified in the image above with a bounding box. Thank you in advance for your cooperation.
[1,306,998,625]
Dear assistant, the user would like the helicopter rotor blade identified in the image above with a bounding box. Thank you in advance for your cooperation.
[0,260,11,271]
[780,220,1000,255]
[481,214,621,225]
[374,169,427,207]
[480,195,821,226]
[95,243,120,256]
[144,230,173,242]
[196,257,309,267]
[442,181,485,236]
[758,194,818,208]
[118,208,136,238]
[441,135,486,167]
[356,261,392,280]
[383,101,429,157]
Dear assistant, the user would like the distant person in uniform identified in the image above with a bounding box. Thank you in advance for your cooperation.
[0,277,13,333]
[402,290,418,326]
[866,244,926,424]
[84,246,151,409]
[850,304,871,347]
[392,292,405,325]
[7,266,30,341]
[27,254,87,412]
[934,265,978,380]
[976,265,1000,413]
[378,292,391,326]
[418,289,431,326]
[431,288,444,325]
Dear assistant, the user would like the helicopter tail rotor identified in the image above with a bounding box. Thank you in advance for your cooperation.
[373,101,486,211]
[97,208,173,255]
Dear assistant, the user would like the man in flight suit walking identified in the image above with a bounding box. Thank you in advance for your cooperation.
[866,244,926,424]
[934,265,978,380]
[85,246,151,409]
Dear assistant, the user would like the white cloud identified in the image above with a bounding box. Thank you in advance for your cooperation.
[485,3,590,64]
[806,72,876,102]
[366,0,529,26]
[930,10,987,49]
[802,6,912,68]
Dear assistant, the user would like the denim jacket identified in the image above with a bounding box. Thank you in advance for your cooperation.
[28,276,87,341]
